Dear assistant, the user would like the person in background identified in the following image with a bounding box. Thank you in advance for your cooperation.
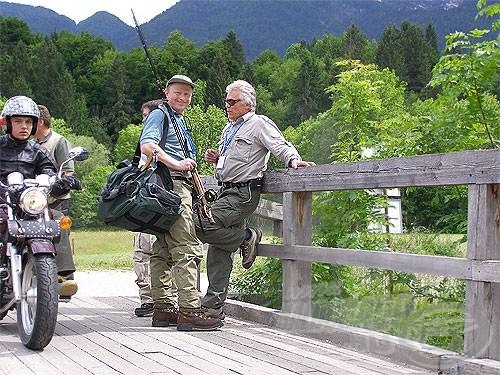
[133,99,161,317]
[35,104,78,301]
[195,80,315,319]
[140,75,222,330]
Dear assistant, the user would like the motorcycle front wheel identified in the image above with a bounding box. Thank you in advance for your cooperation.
[17,252,58,350]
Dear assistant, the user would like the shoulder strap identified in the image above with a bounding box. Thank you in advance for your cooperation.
[132,109,170,166]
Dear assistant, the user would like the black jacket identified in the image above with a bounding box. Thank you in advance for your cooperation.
[0,135,57,184]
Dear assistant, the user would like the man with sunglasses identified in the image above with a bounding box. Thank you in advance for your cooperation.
[196,79,315,320]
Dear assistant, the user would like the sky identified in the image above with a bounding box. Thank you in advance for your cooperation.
[2,0,180,26]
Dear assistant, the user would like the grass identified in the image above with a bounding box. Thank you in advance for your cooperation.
[72,230,135,270]
[71,230,251,273]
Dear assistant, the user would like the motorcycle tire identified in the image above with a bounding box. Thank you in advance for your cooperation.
[16,253,58,350]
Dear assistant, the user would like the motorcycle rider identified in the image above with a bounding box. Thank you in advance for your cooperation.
[0,96,81,237]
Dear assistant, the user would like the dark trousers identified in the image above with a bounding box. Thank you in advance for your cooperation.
[195,185,261,309]
[50,200,75,277]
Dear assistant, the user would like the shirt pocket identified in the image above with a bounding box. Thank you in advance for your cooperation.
[231,136,253,162]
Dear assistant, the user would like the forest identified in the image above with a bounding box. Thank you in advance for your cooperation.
[0,0,498,352]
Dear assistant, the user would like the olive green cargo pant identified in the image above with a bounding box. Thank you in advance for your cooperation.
[195,185,261,309]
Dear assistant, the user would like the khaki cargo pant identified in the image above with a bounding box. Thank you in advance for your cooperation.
[132,232,154,304]
[150,180,203,310]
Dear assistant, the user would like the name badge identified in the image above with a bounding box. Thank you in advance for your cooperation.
[216,155,226,169]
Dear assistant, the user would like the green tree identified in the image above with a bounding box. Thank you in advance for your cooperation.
[399,21,436,95]
[113,124,143,164]
[84,49,117,117]
[0,40,33,97]
[186,104,227,175]
[341,24,373,62]
[287,49,324,124]
[223,30,245,79]
[31,38,78,122]
[51,31,114,89]
[376,25,404,77]
[197,41,233,107]
[428,2,499,148]
[0,17,35,46]
[101,55,134,144]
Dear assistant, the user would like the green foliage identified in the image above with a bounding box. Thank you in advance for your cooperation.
[71,165,114,229]
[113,124,142,164]
[231,258,283,309]
[186,104,227,175]
[402,186,469,233]
[313,191,388,248]
[66,134,111,177]
[429,1,499,148]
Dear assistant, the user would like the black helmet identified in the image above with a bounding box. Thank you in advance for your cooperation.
[1,96,40,136]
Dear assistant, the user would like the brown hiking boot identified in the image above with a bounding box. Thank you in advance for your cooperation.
[202,306,225,320]
[177,310,223,331]
[240,228,262,269]
[152,306,178,327]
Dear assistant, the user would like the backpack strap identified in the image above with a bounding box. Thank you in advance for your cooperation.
[132,108,170,166]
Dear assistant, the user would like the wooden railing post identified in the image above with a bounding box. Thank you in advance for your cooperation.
[464,184,500,360]
[282,191,312,316]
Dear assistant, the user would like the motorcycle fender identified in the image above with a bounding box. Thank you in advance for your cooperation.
[28,239,56,254]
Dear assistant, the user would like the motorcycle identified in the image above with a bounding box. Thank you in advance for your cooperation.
[0,146,89,350]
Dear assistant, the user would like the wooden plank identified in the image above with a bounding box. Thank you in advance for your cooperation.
[55,315,152,375]
[144,352,206,375]
[471,260,500,282]
[0,332,36,375]
[67,296,286,375]
[262,149,500,192]
[256,327,429,374]
[254,199,283,221]
[259,244,473,279]
[38,341,94,375]
[229,328,403,374]
[464,184,500,361]
[196,328,306,374]
[282,192,312,316]
[56,299,182,374]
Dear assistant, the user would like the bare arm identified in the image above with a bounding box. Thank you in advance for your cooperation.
[141,142,196,172]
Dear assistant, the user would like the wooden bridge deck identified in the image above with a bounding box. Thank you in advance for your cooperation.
[0,274,432,375]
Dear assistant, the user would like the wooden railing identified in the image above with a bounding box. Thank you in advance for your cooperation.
[204,149,500,361]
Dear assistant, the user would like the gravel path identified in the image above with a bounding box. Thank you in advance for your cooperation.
[73,270,208,298]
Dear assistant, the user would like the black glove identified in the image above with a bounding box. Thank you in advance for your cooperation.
[51,176,82,198]
[61,175,82,191]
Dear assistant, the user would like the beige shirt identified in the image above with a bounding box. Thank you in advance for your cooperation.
[215,112,301,183]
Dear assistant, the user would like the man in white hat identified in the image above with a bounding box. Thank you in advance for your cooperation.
[139,74,223,331]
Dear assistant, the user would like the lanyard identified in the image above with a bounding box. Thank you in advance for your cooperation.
[174,113,196,157]
[221,120,245,155]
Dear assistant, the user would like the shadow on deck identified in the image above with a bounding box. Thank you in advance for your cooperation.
[0,293,435,375]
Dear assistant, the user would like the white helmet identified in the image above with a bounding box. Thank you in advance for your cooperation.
[1,96,40,135]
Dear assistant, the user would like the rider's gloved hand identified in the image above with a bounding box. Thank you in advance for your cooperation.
[61,176,82,191]
[50,176,82,198]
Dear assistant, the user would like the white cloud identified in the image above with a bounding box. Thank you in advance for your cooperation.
[2,0,179,26]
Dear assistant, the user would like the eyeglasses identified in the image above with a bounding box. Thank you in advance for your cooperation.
[225,99,242,107]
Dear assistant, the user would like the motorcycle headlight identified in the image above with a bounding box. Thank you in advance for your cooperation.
[19,187,48,215]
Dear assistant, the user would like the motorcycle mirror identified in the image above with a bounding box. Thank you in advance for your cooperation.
[68,147,90,162]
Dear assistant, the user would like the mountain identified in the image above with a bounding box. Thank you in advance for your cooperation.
[0,0,489,60]
[0,1,77,33]
[76,11,136,51]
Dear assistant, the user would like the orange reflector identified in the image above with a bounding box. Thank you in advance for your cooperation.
[59,216,73,230]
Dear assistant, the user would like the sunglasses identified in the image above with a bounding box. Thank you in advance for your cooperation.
[225,99,242,107]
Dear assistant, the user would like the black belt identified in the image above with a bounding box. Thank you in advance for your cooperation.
[171,176,191,183]
[219,178,263,189]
